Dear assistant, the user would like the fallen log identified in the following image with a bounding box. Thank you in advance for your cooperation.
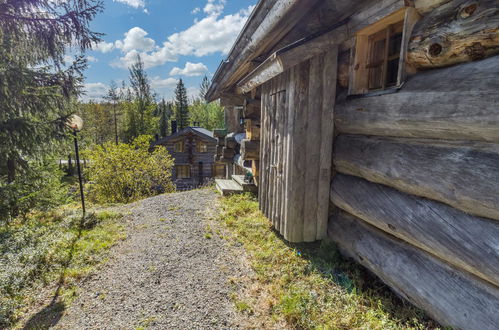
[328,210,499,329]
[334,135,499,221]
[331,174,499,287]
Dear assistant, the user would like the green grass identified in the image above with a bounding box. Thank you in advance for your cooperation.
[0,208,126,328]
[217,193,440,329]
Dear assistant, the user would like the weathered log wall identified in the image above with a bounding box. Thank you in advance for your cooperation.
[258,47,338,242]
[328,211,499,330]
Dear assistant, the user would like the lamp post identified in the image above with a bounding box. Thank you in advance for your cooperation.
[67,115,85,216]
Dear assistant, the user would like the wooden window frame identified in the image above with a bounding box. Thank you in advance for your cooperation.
[173,141,184,153]
[197,141,208,153]
[349,7,421,95]
[176,165,191,179]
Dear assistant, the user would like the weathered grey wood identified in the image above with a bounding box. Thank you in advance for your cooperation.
[225,134,238,149]
[258,83,269,212]
[331,174,499,287]
[282,65,296,238]
[408,0,499,69]
[328,210,499,330]
[275,75,286,231]
[240,139,260,160]
[284,61,309,242]
[334,135,499,221]
[414,0,451,14]
[335,56,499,142]
[302,55,323,242]
[316,47,338,240]
[237,26,345,94]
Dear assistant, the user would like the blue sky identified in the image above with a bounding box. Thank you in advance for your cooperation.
[80,0,256,102]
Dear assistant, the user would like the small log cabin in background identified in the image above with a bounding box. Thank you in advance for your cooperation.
[153,125,223,190]
[206,0,499,328]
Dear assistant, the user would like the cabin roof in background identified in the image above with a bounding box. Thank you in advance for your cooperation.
[153,127,217,146]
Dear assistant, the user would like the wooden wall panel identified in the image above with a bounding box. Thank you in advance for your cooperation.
[331,174,499,287]
[328,210,499,330]
[335,56,499,142]
[334,135,499,221]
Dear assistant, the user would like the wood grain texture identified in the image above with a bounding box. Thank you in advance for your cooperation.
[316,47,338,240]
[334,135,499,221]
[328,210,499,330]
[335,55,499,142]
[240,139,260,160]
[331,174,499,287]
[408,0,499,69]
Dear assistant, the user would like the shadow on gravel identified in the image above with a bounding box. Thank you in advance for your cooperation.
[22,214,93,329]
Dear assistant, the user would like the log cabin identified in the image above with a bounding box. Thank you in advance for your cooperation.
[153,125,222,189]
[207,0,499,328]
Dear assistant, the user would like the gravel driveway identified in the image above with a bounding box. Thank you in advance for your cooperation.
[53,189,250,329]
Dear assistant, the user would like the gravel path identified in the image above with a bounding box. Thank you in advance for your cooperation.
[54,189,250,329]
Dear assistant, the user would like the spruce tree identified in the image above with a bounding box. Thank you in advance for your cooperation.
[158,99,173,137]
[0,0,103,220]
[199,76,210,101]
[174,79,189,129]
[105,81,121,144]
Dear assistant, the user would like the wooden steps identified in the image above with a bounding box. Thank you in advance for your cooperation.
[215,179,244,196]
[215,175,257,196]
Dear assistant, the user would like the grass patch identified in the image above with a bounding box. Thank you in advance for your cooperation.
[0,208,126,328]
[218,193,440,329]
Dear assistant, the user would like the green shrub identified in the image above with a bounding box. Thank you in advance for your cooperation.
[83,135,175,204]
[0,159,69,224]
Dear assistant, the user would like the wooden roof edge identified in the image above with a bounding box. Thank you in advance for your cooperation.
[205,0,323,102]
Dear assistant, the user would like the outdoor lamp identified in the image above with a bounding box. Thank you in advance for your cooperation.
[67,114,86,216]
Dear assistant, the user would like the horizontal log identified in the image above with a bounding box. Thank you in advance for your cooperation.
[243,98,261,120]
[328,210,499,329]
[334,135,499,221]
[335,56,499,142]
[240,139,260,160]
[408,0,499,69]
[414,0,451,14]
[331,174,499,287]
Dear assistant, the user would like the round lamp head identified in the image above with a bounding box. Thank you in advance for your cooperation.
[67,114,84,131]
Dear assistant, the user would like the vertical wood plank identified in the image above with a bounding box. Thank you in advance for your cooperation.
[316,46,338,240]
[303,55,324,242]
[275,73,287,233]
[259,83,268,212]
[284,61,310,243]
[282,66,296,237]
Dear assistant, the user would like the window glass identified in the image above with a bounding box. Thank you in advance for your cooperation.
[174,141,184,152]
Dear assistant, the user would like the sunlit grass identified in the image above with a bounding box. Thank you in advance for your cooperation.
[0,208,126,327]
[217,193,439,329]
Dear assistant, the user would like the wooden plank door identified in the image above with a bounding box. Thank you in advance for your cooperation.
[259,46,338,243]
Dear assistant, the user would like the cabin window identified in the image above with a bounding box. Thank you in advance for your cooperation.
[197,141,208,153]
[176,165,191,179]
[174,141,184,152]
[350,8,420,95]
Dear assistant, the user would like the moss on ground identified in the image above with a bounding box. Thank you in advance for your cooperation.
[218,193,440,329]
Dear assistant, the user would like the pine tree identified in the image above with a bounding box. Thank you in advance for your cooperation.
[0,0,103,220]
[126,55,156,140]
[158,99,173,137]
[105,81,121,144]
[199,76,210,101]
[174,79,189,129]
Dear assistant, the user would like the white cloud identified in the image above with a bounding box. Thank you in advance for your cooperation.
[204,0,226,16]
[115,27,155,52]
[169,62,208,77]
[191,7,201,14]
[81,82,109,102]
[113,0,145,8]
[151,76,178,89]
[112,2,254,69]
[87,55,98,62]
[93,41,115,53]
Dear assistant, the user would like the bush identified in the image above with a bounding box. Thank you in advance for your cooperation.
[0,159,69,224]
[83,135,175,203]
